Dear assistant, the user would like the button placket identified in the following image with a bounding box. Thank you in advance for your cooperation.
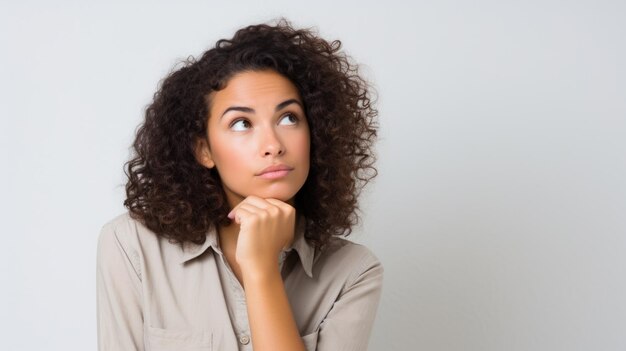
[215,250,253,349]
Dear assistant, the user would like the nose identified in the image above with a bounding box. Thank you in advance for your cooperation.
[260,126,284,157]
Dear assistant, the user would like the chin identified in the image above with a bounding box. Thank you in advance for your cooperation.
[254,184,302,202]
[256,190,296,202]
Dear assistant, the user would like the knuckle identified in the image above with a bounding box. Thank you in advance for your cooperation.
[285,206,295,216]
[269,206,280,216]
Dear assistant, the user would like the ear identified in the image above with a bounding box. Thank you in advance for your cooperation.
[194,137,215,169]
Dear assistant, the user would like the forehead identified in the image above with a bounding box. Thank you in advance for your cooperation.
[209,70,301,111]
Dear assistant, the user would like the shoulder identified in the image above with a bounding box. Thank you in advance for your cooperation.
[319,237,383,269]
[314,237,384,286]
[99,211,144,234]
[98,212,144,249]
[98,212,165,242]
[97,212,165,269]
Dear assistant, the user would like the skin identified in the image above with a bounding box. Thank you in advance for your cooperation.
[194,69,309,351]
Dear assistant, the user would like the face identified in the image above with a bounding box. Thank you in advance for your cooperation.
[195,69,310,209]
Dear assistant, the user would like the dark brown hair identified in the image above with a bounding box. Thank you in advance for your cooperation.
[123,18,378,249]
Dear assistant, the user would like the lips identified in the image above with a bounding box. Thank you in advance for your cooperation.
[256,164,294,179]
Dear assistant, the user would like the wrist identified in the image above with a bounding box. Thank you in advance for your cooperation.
[240,260,281,285]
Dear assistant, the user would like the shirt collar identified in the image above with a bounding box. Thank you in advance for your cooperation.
[178,216,315,278]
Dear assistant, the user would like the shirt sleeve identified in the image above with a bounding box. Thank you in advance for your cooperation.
[96,222,144,350]
[315,250,384,351]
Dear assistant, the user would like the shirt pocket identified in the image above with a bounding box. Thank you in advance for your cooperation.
[146,326,213,351]
[301,329,319,351]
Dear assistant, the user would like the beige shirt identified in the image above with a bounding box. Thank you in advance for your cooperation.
[96,212,384,351]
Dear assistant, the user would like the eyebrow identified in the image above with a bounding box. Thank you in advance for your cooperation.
[220,99,303,119]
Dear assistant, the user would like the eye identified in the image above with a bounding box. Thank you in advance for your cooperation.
[278,113,298,126]
[230,119,251,131]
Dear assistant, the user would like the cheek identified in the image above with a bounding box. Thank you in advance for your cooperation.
[209,134,248,172]
[298,132,311,161]
[290,132,311,179]
[220,150,247,174]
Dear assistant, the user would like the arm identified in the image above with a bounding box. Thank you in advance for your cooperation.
[229,196,306,351]
[242,263,305,351]
[96,223,144,351]
[316,252,384,351]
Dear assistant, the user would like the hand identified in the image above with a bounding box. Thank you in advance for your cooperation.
[227,196,296,276]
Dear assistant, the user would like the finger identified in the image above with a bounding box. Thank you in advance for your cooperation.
[231,202,264,220]
[235,202,281,225]
[265,198,295,214]
[231,206,255,224]
[233,197,282,220]
[240,196,273,210]
[228,196,272,219]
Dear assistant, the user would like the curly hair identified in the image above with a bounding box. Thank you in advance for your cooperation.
[123,18,378,250]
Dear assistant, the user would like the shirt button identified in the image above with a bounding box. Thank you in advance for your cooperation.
[239,335,250,345]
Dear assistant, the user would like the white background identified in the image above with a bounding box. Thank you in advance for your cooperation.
[1,0,625,350]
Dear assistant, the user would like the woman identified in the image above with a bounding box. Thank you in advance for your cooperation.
[97,18,383,351]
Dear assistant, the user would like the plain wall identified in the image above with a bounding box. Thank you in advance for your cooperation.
[1,0,625,350]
